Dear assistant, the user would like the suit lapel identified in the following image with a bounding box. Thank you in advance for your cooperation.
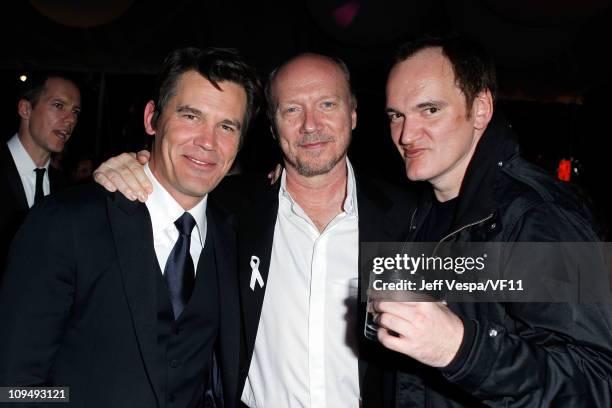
[357,179,398,244]
[355,176,403,391]
[107,193,163,406]
[355,175,416,405]
[1,144,28,212]
[206,203,240,408]
[238,182,279,361]
[48,166,64,193]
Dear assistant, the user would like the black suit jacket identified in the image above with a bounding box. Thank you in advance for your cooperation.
[0,184,241,408]
[212,170,415,406]
[0,142,64,275]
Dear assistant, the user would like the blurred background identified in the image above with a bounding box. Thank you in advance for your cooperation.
[1,0,611,233]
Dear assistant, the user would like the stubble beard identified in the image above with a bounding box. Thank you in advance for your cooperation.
[284,133,350,177]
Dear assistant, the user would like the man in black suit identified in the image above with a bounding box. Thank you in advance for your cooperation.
[94,53,415,407]
[0,47,261,408]
[0,73,80,273]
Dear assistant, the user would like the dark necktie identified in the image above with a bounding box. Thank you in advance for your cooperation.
[34,168,46,205]
[164,212,197,319]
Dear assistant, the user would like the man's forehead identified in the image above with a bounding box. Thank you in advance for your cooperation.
[177,70,245,97]
[273,56,349,99]
[43,77,81,100]
[388,51,457,97]
[46,76,77,90]
[173,71,246,119]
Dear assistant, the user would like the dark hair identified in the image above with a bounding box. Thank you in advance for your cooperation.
[151,47,262,141]
[18,71,79,107]
[395,36,497,109]
[264,53,356,120]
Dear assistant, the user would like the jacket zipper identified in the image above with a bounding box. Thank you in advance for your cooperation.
[433,213,494,254]
[402,207,419,253]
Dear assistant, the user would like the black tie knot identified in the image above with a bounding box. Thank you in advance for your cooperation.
[34,168,46,178]
[175,212,196,237]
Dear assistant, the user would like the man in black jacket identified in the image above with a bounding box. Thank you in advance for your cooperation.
[0,72,80,274]
[375,36,612,407]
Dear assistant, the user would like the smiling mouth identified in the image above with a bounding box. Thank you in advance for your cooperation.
[300,141,329,149]
[185,155,215,167]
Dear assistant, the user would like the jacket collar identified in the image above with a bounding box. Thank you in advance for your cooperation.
[414,112,520,235]
[410,113,519,239]
[354,170,400,242]
[453,112,519,228]
[238,176,280,371]
[206,201,240,408]
[107,192,163,405]
[1,142,28,211]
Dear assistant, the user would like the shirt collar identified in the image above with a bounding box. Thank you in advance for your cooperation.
[144,163,207,245]
[7,133,50,175]
[344,158,357,215]
[279,158,358,216]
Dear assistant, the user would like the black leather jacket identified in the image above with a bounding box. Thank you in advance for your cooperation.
[391,114,612,407]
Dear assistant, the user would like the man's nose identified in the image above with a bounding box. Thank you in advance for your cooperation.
[399,117,421,146]
[194,125,216,150]
[300,108,321,134]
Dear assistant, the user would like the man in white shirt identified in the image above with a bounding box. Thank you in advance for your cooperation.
[238,53,368,408]
[0,72,81,272]
[93,53,415,407]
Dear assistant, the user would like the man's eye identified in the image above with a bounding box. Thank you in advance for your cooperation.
[388,112,403,122]
[322,101,335,109]
[426,107,439,114]
[285,107,298,114]
[220,124,236,133]
[184,114,196,120]
[53,102,64,109]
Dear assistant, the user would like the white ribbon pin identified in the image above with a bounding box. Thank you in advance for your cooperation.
[249,256,264,291]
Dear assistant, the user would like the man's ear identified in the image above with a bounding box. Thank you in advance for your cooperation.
[472,89,493,131]
[143,100,156,136]
[18,99,32,121]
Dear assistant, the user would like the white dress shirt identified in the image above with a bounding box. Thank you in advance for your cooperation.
[7,134,50,208]
[241,160,360,408]
[143,164,207,273]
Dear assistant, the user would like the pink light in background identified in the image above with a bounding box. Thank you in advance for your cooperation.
[332,1,361,28]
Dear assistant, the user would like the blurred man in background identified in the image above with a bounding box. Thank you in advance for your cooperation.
[0,72,80,273]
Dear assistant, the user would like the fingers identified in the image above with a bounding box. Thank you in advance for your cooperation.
[378,326,407,353]
[128,161,153,196]
[372,300,415,316]
[93,162,137,201]
[92,152,152,201]
[136,150,151,166]
[373,300,464,367]
[93,170,117,193]
[376,310,412,337]
[267,163,283,185]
